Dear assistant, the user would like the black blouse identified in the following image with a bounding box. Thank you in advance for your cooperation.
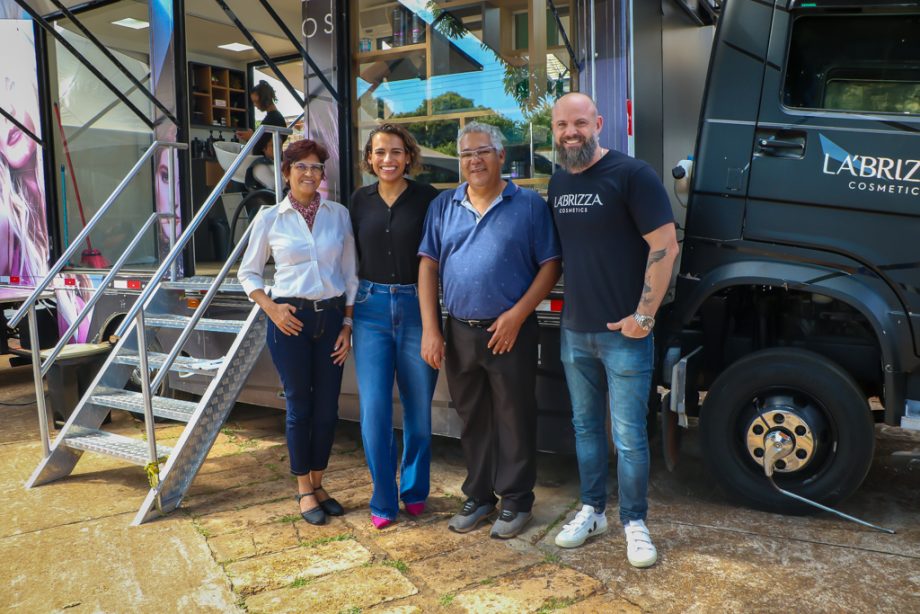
[349,179,440,284]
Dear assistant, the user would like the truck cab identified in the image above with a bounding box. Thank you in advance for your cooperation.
[670,0,920,512]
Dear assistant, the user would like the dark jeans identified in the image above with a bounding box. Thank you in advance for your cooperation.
[444,314,539,513]
[265,302,344,475]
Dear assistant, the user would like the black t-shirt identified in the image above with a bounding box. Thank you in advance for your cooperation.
[549,150,674,332]
[350,179,440,284]
[254,109,287,156]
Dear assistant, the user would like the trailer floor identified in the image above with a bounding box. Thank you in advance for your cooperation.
[1,357,918,613]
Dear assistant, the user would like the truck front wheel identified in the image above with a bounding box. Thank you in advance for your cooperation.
[700,348,874,514]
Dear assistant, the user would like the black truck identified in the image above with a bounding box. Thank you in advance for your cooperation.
[662,0,920,514]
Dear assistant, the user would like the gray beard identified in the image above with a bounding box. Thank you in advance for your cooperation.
[556,135,598,172]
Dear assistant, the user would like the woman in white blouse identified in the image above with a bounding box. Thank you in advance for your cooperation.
[238,139,358,526]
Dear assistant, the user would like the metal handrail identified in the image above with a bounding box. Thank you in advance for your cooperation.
[9,140,187,328]
[39,213,159,377]
[149,220,259,394]
[141,129,286,394]
[120,128,286,481]
[114,124,292,339]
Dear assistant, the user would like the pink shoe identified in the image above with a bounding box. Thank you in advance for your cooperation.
[371,515,393,529]
[404,502,426,517]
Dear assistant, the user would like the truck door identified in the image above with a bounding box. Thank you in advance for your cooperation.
[744,4,920,356]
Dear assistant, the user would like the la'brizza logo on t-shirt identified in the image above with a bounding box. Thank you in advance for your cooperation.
[553,193,605,214]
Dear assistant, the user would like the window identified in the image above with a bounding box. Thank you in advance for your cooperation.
[352,0,575,192]
[783,15,920,116]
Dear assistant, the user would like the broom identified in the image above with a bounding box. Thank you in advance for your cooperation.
[53,102,109,268]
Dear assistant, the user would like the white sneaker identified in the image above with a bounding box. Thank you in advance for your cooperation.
[554,505,608,548]
[624,520,658,568]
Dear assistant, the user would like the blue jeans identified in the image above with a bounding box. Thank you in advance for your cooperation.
[352,280,437,520]
[266,303,344,476]
[560,327,653,524]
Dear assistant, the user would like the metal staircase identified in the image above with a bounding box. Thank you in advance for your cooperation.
[9,125,291,525]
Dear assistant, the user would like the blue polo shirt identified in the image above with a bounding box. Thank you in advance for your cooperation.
[418,181,561,319]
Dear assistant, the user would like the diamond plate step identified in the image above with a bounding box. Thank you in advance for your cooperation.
[161,276,246,293]
[113,352,225,375]
[144,314,244,333]
[91,390,198,422]
[62,429,171,465]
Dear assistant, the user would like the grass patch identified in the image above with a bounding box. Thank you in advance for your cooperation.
[301,533,354,548]
[438,593,455,607]
[382,559,409,573]
[338,608,361,614]
[441,492,464,504]
[289,576,310,589]
[278,514,301,524]
[192,522,212,539]
[544,499,580,536]
[479,577,495,586]
[543,552,561,565]
[536,597,578,613]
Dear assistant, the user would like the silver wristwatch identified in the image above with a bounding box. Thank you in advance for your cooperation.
[633,313,655,331]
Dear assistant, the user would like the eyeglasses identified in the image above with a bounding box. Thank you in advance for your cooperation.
[459,146,496,161]
[292,162,324,174]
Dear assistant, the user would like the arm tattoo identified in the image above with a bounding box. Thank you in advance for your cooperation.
[640,249,668,307]
[640,280,654,306]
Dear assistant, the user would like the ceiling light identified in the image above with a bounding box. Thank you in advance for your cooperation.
[111,17,149,30]
[218,42,254,52]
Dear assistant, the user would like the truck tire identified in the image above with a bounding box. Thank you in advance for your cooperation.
[700,348,874,514]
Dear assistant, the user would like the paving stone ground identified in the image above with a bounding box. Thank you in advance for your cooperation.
[1,359,919,613]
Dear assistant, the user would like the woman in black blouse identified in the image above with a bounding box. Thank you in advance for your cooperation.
[350,124,439,529]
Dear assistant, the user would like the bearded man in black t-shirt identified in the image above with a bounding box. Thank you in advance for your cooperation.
[548,93,678,568]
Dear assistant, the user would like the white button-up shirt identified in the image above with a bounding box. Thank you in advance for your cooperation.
[238,195,358,305]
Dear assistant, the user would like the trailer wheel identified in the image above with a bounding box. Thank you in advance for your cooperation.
[700,348,874,514]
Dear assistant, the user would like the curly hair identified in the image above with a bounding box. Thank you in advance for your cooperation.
[281,139,329,175]
[361,123,422,176]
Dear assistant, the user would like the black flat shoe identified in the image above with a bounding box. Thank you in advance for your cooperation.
[315,486,345,517]
[295,491,327,525]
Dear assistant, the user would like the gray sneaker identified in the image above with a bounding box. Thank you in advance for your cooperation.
[489,509,533,539]
[448,498,495,533]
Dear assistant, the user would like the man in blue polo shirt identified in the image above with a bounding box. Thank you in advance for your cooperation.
[418,122,561,538]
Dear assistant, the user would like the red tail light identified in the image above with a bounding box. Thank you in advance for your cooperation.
[550,299,564,312]
[626,99,634,137]
[127,280,142,290]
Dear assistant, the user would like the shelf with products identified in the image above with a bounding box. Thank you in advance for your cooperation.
[188,61,248,130]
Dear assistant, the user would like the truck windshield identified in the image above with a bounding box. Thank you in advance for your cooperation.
[783,15,920,116]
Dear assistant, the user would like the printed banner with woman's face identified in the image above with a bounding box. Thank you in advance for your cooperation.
[0,3,97,344]
[0,5,48,286]
[150,0,182,267]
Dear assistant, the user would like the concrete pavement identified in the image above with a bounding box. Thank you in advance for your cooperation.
[1,360,918,613]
